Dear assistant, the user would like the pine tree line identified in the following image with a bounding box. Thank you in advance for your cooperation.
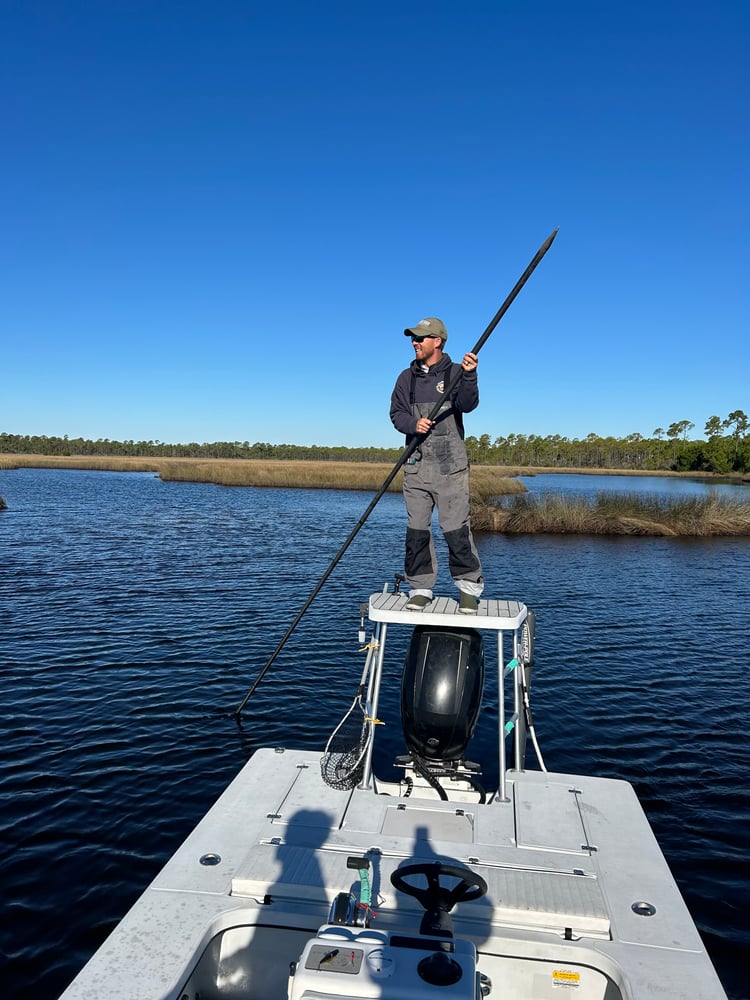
[2,409,748,472]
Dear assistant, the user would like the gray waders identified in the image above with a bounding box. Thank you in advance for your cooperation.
[403,399,483,596]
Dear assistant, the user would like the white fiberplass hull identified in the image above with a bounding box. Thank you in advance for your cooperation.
[60,589,727,1000]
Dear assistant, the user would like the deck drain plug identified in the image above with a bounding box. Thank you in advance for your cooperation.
[199,853,222,866]
[631,901,656,916]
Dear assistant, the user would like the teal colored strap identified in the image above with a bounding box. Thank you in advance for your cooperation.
[359,868,371,906]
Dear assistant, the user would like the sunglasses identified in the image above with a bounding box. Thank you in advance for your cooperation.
[411,335,439,343]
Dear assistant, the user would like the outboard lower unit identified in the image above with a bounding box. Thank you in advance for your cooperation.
[399,625,486,800]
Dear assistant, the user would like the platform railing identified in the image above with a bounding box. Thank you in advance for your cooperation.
[495,625,528,802]
[361,587,530,801]
[358,618,386,791]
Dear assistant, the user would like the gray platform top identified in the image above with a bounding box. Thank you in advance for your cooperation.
[368,591,527,631]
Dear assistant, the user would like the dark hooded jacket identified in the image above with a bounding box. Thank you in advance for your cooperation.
[390,354,479,476]
[390,353,479,442]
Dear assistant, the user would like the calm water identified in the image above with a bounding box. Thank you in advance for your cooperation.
[521,471,749,498]
[1,469,748,999]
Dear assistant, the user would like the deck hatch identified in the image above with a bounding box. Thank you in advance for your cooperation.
[232,842,353,902]
[381,805,475,843]
[479,865,610,936]
[514,782,591,855]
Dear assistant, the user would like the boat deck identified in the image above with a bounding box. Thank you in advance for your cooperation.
[58,590,727,1000]
[60,745,726,999]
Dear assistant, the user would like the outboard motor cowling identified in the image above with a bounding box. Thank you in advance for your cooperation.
[401,626,484,763]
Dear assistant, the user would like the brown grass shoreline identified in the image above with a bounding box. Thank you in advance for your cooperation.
[1,454,749,535]
[472,491,750,537]
[2,452,748,481]
[0,454,525,493]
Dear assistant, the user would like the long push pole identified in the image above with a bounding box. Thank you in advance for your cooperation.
[235,228,558,720]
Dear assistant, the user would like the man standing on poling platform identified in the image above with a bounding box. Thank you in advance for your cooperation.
[389,317,484,614]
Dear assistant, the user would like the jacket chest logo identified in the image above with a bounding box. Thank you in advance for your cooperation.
[436,380,445,394]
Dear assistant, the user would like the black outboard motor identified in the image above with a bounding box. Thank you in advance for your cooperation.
[401,625,484,765]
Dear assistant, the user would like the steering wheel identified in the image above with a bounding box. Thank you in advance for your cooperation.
[391,862,487,912]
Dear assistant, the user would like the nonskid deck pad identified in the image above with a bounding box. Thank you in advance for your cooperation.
[369,591,527,630]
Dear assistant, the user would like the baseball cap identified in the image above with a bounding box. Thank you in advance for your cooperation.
[404,317,448,342]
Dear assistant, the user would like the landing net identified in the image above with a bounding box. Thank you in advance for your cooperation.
[320,692,369,791]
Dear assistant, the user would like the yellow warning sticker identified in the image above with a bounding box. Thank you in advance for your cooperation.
[552,968,581,989]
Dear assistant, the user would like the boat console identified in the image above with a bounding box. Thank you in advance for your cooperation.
[288,860,490,1000]
[288,929,484,1000]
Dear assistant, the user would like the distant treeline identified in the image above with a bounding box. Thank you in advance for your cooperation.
[0,433,399,464]
[2,410,748,473]
[466,410,750,474]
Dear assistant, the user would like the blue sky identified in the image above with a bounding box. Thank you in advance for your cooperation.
[2,0,747,449]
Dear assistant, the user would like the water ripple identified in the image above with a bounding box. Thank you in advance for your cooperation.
[1,469,748,999]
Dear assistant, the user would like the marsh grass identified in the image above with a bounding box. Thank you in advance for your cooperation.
[4,455,748,533]
[158,460,527,495]
[473,490,750,536]
[0,454,162,472]
[0,454,524,497]
[161,459,397,489]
